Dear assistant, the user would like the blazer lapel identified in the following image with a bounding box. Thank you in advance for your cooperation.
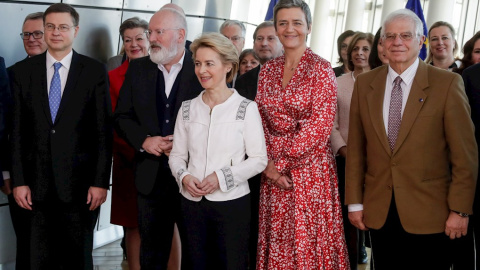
[393,61,428,154]
[142,59,160,132]
[366,66,391,155]
[55,50,81,124]
[37,53,53,126]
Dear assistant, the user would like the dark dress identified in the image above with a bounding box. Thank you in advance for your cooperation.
[109,60,138,227]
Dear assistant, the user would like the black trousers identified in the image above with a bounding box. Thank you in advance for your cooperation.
[178,195,251,270]
[8,193,31,270]
[336,156,359,270]
[247,174,261,270]
[137,174,179,270]
[29,198,98,270]
[369,197,452,270]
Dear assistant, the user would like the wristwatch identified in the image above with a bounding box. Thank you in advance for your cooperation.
[452,210,469,217]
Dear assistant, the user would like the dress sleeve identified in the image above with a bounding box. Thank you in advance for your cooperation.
[275,61,338,174]
[330,102,346,155]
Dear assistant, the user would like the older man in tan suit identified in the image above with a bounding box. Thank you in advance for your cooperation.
[346,9,477,270]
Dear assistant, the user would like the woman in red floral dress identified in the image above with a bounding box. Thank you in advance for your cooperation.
[255,0,350,269]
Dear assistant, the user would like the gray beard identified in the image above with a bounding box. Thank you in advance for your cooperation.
[149,42,179,65]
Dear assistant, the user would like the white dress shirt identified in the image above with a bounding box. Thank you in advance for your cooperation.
[157,51,185,98]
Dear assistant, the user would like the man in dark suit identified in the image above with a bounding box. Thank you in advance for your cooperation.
[346,9,477,269]
[10,4,112,270]
[234,20,282,270]
[5,12,48,270]
[0,56,10,195]
[462,62,480,267]
[235,21,283,100]
[114,7,203,269]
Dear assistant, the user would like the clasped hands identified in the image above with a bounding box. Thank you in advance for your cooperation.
[264,160,293,190]
[142,135,173,156]
[182,173,219,197]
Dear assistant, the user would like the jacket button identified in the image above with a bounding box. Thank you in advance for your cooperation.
[387,185,392,190]
[51,129,55,134]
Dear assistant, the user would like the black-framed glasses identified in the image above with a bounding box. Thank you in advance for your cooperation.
[45,23,75,32]
[20,31,44,40]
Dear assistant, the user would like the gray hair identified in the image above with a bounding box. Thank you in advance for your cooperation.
[253,21,275,40]
[160,7,188,36]
[381,9,424,41]
[23,12,44,25]
[119,17,149,41]
[273,0,312,30]
[220,20,246,37]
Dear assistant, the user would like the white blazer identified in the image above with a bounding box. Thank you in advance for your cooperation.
[169,89,268,202]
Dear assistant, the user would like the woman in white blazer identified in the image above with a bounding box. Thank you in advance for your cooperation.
[168,32,268,270]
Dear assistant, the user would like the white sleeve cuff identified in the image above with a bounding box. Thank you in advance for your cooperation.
[2,171,10,180]
[348,204,363,212]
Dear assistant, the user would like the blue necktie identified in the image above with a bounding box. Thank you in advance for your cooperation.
[49,62,62,122]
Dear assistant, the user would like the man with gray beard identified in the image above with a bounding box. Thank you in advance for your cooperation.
[114,7,203,269]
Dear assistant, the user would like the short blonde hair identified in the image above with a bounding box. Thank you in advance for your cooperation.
[190,32,239,83]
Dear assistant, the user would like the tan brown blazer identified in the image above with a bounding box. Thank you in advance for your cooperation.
[345,60,478,234]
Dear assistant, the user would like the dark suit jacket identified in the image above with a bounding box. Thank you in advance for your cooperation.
[10,51,113,203]
[235,65,261,100]
[0,56,11,186]
[114,50,203,195]
[463,63,480,214]
[346,61,478,234]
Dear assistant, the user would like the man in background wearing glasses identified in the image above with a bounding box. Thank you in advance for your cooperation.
[10,3,112,269]
[20,12,48,58]
[220,20,246,54]
[114,5,202,269]
[346,9,477,269]
[2,11,48,270]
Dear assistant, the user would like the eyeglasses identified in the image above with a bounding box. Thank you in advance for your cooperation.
[20,31,44,40]
[383,32,415,42]
[45,23,76,32]
[145,28,180,39]
[225,35,244,42]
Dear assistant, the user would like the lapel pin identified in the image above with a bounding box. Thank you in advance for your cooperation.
[419,98,424,102]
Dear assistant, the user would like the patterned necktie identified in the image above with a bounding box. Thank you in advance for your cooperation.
[388,76,403,152]
[49,62,62,122]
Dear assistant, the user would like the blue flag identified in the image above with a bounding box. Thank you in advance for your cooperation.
[265,0,279,21]
[405,0,428,60]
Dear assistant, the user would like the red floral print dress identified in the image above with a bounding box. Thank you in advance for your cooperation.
[255,48,350,270]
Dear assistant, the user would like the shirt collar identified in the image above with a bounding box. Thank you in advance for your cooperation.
[387,57,419,86]
[46,50,73,71]
[158,50,185,73]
